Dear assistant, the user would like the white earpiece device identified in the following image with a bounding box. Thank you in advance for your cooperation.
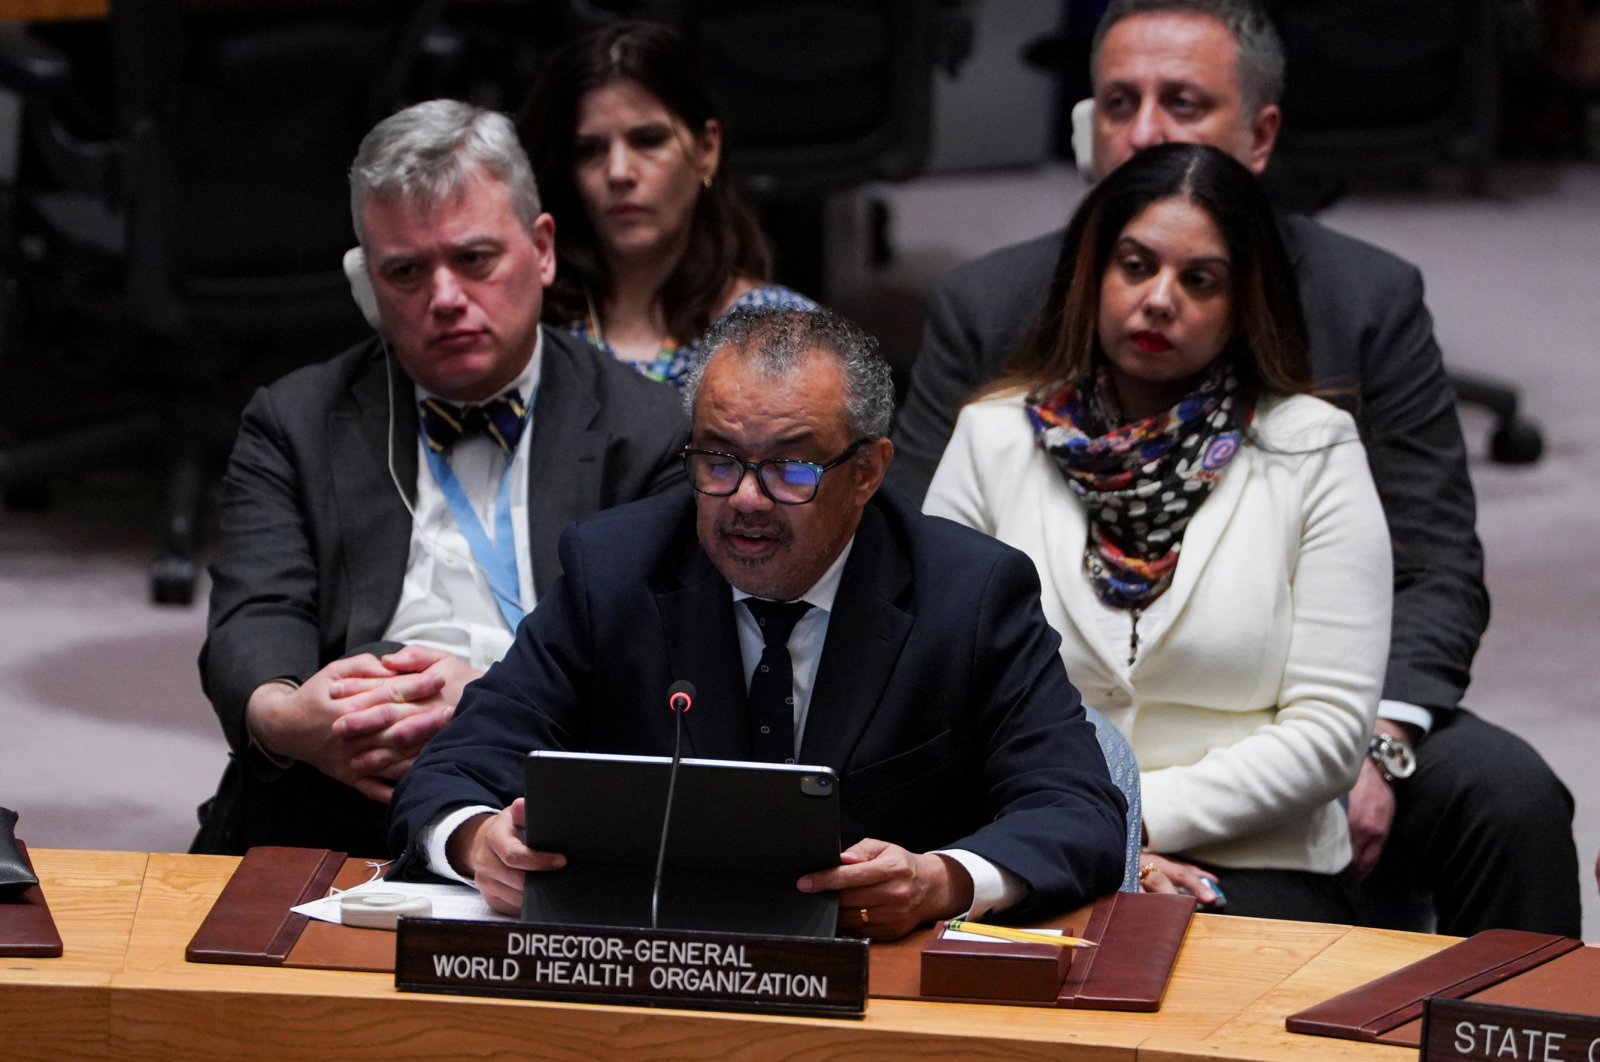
[1071,98,1096,180]
[344,246,383,332]
[339,891,433,930]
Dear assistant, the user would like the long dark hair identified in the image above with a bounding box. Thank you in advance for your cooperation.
[995,142,1311,405]
[517,20,773,345]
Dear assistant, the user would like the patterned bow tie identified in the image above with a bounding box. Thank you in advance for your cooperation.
[418,390,527,454]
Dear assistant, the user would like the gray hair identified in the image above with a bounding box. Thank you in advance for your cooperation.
[1092,0,1285,115]
[682,307,895,440]
[349,99,541,246]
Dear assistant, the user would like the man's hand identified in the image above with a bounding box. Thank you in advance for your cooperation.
[330,645,478,716]
[330,647,483,776]
[1346,719,1417,877]
[247,648,479,803]
[449,799,566,916]
[245,655,421,801]
[797,838,973,940]
[1136,852,1225,907]
[1347,758,1397,877]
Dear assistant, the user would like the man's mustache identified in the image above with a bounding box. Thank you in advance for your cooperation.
[717,518,792,545]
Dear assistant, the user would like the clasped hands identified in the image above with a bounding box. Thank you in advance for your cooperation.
[453,799,975,940]
[246,645,480,802]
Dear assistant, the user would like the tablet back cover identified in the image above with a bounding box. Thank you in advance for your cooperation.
[522,752,840,937]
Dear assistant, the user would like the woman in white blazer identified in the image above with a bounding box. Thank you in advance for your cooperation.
[925,144,1392,923]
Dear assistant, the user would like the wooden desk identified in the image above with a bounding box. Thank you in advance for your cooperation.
[0,1,106,20]
[3,851,1454,1060]
[0,848,147,1057]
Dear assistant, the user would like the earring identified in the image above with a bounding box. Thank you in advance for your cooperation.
[702,175,714,190]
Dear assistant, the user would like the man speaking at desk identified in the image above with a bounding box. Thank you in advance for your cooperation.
[390,308,1127,938]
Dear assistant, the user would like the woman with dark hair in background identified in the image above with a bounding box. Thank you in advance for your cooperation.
[926,143,1392,924]
[518,20,813,388]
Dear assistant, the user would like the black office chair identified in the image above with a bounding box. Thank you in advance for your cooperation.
[1262,0,1544,465]
[0,1,443,603]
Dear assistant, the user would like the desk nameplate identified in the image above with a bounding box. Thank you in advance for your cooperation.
[395,918,868,1018]
[1423,997,1600,1062]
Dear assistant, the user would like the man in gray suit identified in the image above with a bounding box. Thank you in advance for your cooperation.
[891,0,1579,936]
[193,100,687,856]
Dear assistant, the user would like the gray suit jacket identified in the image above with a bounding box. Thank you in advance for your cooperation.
[194,327,688,855]
[889,214,1487,719]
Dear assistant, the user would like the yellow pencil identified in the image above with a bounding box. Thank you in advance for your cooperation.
[945,918,1098,949]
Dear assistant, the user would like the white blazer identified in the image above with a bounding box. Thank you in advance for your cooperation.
[926,390,1392,874]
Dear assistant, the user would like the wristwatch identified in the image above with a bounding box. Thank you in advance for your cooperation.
[1367,733,1418,784]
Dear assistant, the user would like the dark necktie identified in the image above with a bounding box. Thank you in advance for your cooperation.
[744,598,813,763]
[418,389,527,454]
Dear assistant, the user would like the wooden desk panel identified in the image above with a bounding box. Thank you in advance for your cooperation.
[1140,926,1453,1061]
[0,848,146,1059]
[112,854,1137,1060]
[105,856,1354,1061]
[0,1,106,20]
[9,850,1464,1061]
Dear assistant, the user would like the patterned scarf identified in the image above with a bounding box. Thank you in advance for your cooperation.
[1026,364,1252,611]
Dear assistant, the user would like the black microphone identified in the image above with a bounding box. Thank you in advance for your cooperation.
[651,680,697,928]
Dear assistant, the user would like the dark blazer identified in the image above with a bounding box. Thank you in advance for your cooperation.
[888,214,1487,719]
[389,486,1129,918]
[194,328,689,855]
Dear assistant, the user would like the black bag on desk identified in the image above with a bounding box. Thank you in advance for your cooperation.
[0,806,40,897]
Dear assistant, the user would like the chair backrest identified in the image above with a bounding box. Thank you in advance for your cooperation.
[687,0,935,196]
[1083,705,1142,893]
[1261,0,1499,202]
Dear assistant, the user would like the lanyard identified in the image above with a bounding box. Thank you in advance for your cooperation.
[421,435,526,633]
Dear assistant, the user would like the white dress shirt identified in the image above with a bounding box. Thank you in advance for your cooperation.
[382,334,542,671]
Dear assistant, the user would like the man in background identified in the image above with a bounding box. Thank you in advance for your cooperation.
[194,100,686,857]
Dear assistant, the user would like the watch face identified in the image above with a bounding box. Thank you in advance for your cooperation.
[1380,738,1418,780]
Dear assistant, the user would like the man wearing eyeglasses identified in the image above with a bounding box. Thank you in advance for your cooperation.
[390,307,1128,938]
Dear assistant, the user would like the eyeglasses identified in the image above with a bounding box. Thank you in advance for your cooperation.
[681,439,872,505]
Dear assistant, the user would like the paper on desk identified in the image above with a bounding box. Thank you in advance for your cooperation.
[292,876,519,926]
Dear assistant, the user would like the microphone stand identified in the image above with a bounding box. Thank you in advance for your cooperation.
[650,683,693,929]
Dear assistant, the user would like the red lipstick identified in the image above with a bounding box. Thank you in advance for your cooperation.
[1131,331,1173,353]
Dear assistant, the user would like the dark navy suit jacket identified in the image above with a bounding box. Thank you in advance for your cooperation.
[389,485,1127,918]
